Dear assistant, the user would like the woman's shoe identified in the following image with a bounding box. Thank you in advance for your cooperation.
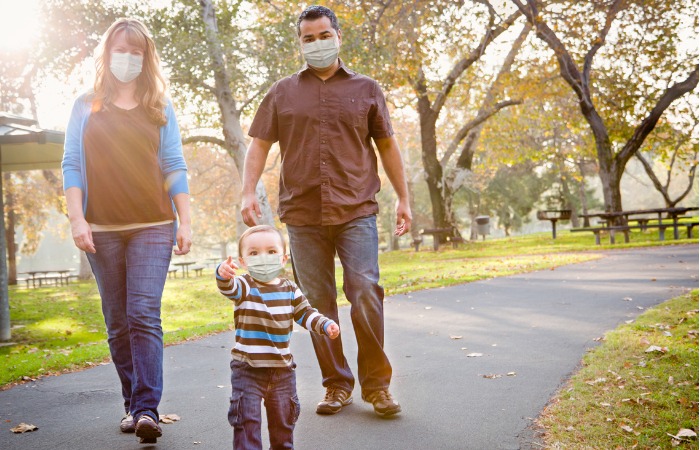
[120,413,135,433]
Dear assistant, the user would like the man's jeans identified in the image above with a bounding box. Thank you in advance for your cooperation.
[287,215,392,395]
[86,223,172,422]
[228,359,300,450]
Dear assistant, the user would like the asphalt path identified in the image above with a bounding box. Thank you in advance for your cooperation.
[1,244,697,450]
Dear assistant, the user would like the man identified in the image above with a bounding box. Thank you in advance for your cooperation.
[241,5,411,418]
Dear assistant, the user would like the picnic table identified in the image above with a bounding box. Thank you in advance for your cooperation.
[172,261,196,277]
[573,206,699,244]
[19,269,76,288]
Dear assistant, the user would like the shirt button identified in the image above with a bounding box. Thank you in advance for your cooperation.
[321,140,326,144]
[321,120,326,123]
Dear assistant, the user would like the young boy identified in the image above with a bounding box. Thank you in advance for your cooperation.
[216,224,340,449]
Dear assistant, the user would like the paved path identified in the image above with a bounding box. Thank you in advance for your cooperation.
[1,245,697,450]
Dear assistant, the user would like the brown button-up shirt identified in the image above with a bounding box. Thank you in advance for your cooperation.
[248,60,394,226]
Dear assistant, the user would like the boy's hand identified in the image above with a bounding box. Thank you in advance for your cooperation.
[217,256,238,280]
[326,322,339,339]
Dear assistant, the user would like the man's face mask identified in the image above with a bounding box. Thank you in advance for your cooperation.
[302,37,339,70]
[245,253,284,283]
[110,52,143,83]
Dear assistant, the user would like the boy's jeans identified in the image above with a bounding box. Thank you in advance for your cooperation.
[228,359,300,450]
[86,223,172,422]
[286,215,392,395]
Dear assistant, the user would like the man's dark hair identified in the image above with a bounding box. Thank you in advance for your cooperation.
[296,5,339,36]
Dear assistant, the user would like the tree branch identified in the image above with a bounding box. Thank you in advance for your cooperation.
[182,135,227,148]
[617,67,699,165]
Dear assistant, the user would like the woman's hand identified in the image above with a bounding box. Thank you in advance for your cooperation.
[174,223,192,255]
[70,217,96,253]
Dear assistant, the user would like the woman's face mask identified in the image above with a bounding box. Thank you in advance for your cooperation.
[110,52,143,83]
[245,253,284,283]
[302,37,339,70]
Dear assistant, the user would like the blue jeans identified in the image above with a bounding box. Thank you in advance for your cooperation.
[286,215,391,395]
[86,223,172,422]
[228,359,300,450]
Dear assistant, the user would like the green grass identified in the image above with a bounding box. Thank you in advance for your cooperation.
[538,290,699,449]
[1,227,696,388]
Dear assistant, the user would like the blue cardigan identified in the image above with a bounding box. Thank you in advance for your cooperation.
[62,93,189,215]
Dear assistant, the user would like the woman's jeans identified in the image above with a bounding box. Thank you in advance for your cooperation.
[286,215,391,395]
[86,223,172,422]
[228,359,300,450]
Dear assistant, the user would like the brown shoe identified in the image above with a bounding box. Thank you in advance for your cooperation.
[120,413,135,433]
[316,387,353,414]
[363,390,401,417]
[135,414,162,444]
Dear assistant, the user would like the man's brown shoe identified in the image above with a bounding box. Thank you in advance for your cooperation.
[316,387,353,414]
[363,390,401,417]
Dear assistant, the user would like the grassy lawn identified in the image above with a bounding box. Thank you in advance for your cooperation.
[1,228,696,389]
[538,290,699,449]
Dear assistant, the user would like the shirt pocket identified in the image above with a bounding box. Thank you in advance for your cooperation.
[339,97,371,129]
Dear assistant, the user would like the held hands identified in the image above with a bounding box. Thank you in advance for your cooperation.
[70,217,96,253]
[217,256,239,280]
[326,322,340,339]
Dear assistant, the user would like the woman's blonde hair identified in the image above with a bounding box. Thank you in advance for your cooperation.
[93,18,167,125]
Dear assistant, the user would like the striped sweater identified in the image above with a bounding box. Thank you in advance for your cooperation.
[216,272,336,368]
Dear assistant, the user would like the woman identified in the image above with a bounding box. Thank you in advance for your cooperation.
[62,18,191,444]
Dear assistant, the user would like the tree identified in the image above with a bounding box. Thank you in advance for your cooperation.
[511,0,698,218]
[634,108,698,208]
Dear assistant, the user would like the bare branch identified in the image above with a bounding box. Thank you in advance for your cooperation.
[617,67,699,165]
[182,135,227,148]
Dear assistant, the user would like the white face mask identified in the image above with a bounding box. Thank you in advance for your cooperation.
[302,37,339,70]
[245,253,284,283]
[110,52,143,83]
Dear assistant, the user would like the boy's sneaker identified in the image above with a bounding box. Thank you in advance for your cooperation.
[316,387,353,414]
[120,413,135,433]
[362,389,401,417]
[135,414,162,444]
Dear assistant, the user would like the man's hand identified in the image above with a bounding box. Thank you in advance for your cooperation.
[394,198,412,236]
[241,191,261,227]
[217,256,239,280]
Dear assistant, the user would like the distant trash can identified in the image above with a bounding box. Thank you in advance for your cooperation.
[475,216,490,239]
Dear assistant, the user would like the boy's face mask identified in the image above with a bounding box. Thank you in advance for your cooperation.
[245,253,284,283]
[110,52,143,83]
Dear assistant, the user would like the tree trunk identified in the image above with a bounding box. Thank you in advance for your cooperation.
[3,174,16,285]
[78,251,92,280]
[0,167,10,340]
[199,0,273,238]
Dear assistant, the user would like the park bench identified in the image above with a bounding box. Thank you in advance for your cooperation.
[167,267,179,278]
[419,228,463,251]
[571,220,698,245]
[191,265,205,276]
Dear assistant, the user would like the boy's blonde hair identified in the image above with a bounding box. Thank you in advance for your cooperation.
[238,225,287,256]
[93,18,168,125]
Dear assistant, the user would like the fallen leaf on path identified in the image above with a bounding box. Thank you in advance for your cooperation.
[159,414,180,424]
[450,335,463,340]
[645,345,668,353]
[424,307,432,310]
[667,429,698,440]
[466,353,483,357]
[507,372,516,377]
[482,374,502,379]
[623,297,633,301]
[620,425,634,433]
[11,423,38,433]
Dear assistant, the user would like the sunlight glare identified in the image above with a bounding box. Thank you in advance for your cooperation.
[0,0,41,51]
